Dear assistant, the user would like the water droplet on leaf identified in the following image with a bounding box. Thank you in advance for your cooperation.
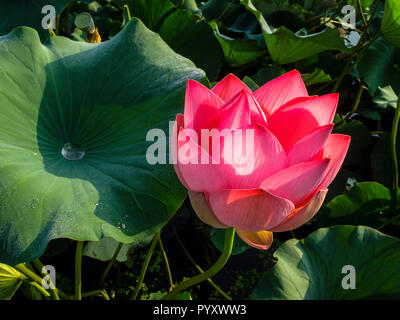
[61,143,85,161]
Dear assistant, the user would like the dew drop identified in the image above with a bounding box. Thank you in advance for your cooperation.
[61,143,85,161]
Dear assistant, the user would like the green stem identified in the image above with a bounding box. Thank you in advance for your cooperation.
[99,242,123,287]
[377,213,400,231]
[357,0,370,39]
[331,0,381,93]
[215,0,234,22]
[26,281,51,298]
[163,228,235,300]
[32,259,60,300]
[130,232,159,300]
[390,94,400,210]
[15,263,45,284]
[174,229,232,300]
[157,232,174,290]
[336,82,364,126]
[75,241,84,300]
[82,289,110,300]
[124,4,131,21]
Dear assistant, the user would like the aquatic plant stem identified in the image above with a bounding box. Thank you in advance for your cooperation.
[75,241,85,300]
[336,82,364,125]
[124,4,131,21]
[15,264,52,299]
[174,229,232,300]
[99,242,123,288]
[82,289,110,300]
[157,232,174,290]
[331,0,381,93]
[27,281,51,298]
[357,0,370,39]
[378,94,400,230]
[15,263,46,286]
[162,228,235,300]
[32,259,60,300]
[390,94,400,210]
[130,231,159,300]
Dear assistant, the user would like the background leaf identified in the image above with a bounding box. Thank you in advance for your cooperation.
[159,9,225,81]
[241,0,349,64]
[0,0,72,40]
[358,37,400,96]
[318,182,391,227]
[251,226,400,299]
[381,0,400,48]
[371,132,400,188]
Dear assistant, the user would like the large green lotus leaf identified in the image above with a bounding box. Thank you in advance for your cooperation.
[0,0,71,40]
[241,0,349,64]
[0,19,205,265]
[358,37,400,96]
[381,0,400,48]
[251,226,400,299]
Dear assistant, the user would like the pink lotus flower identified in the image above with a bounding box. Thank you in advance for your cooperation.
[173,70,350,250]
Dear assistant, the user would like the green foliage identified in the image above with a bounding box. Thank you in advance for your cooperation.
[358,37,400,95]
[211,228,249,256]
[373,86,398,110]
[0,1,71,40]
[319,182,392,227]
[0,264,27,300]
[241,0,350,64]
[251,226,400,299]
[210,22,267,67]
[0,0,400,301]
[301,68,332,86]
[334,120,373,169]
[0,19,204,265]
[371,132,400,188]
[381,0,400,47]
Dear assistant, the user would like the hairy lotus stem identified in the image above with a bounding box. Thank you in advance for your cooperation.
[162,228,236,300]
[124,5,132,21]
[75,241,85,300]
[390,94,400,210]
[332,0,381,93]
[99,242,123,288]
[130,231,159,300]
[32,259,60,300]
[157,232,174,290]
[173,228,233,300]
